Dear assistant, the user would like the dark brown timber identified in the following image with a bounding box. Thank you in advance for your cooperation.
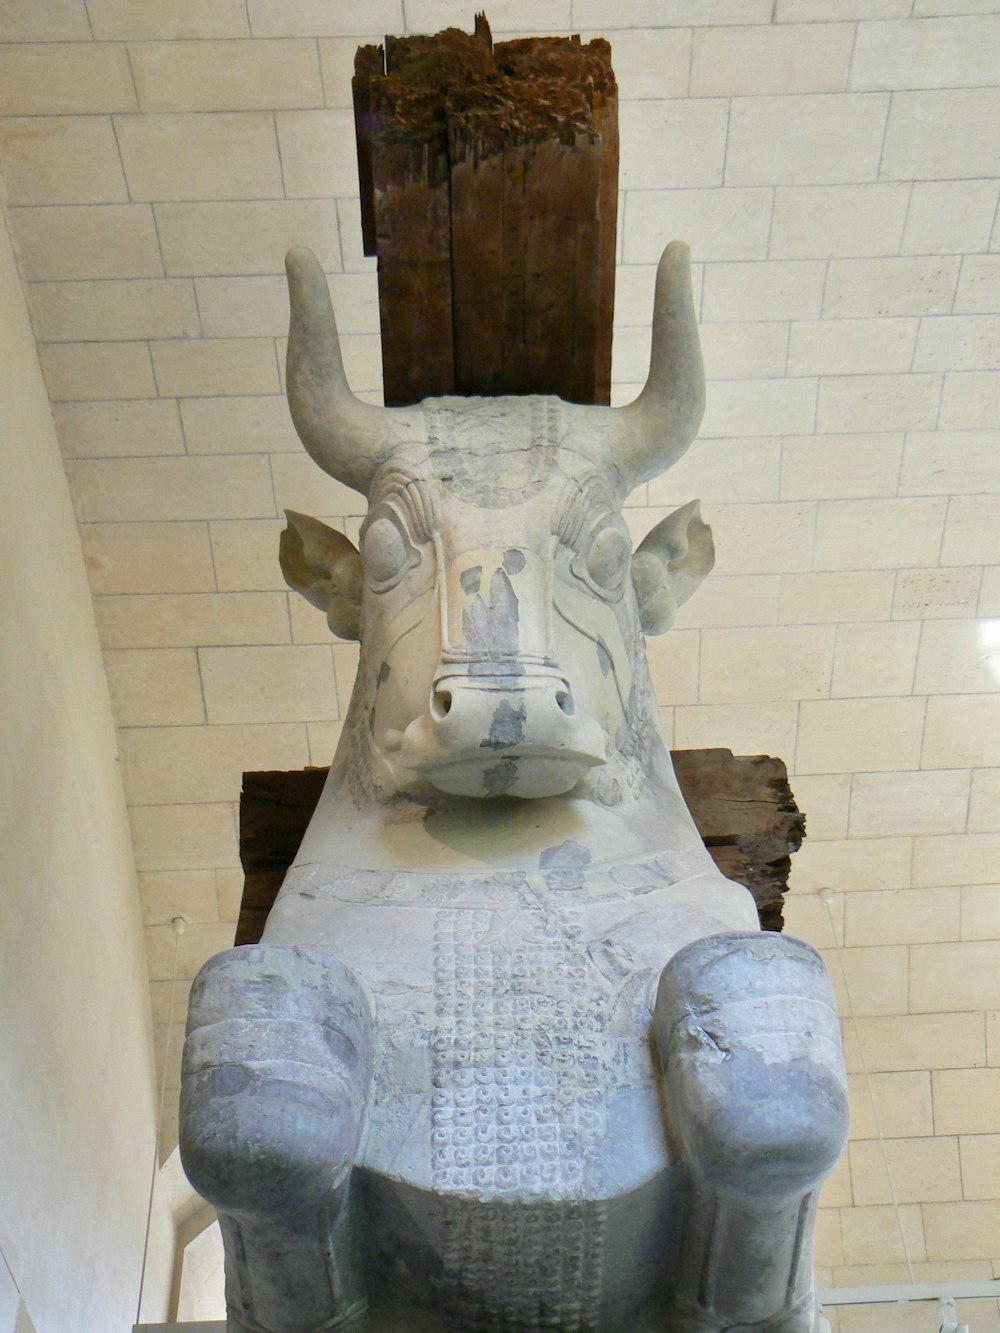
[352,17,618,406]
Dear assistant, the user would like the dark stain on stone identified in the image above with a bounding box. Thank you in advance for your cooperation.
[463,567,521,672]
[538,839,592,869]
[544,868,586,896]
[377,661,391,685]
[210,1063,253,1096]
[503,548,526,575]
[481,696,527,750]
[488,568,520,656]
[483,755,518,798]
[459,565,482,595]
[721,1047,771,1102]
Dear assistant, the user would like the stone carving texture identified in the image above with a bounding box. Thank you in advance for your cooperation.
[179,242,849,1333]
[429,908,608,1327]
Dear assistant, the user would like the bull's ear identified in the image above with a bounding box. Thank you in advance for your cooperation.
[279,510,362,641]
[631,499,715,636]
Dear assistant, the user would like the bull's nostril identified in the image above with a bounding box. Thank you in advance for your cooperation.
[431,687,452,720]
[556,688,575,716]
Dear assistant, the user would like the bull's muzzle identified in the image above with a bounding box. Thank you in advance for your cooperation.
[385,670,607,799]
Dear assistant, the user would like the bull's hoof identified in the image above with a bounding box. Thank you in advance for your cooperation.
[654,932,848,1200]
[180,944,373,1220]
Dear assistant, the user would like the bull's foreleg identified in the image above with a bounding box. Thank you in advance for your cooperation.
[654,932,848,1332]
[179,944,374,1333]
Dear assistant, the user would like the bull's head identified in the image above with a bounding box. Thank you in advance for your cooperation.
[279,244,713,803]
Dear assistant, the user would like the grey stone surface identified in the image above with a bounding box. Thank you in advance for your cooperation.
[135,1325,225,1332]
[180,243,848,1332]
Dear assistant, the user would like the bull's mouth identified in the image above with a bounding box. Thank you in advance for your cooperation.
[383,725,607,800]
[408,751,600,789]
[410,744,605,799]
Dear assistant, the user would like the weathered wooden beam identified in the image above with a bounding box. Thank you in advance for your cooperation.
[670,749,805,933]
[237,750,803,945]
[371,138,455,406]
[352,17,618,406]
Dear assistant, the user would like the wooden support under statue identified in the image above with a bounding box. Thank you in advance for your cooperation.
[235,749,805,946]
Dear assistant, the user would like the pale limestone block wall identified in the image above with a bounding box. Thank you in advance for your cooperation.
[0,209,174,1329]
[0,0,998,1298]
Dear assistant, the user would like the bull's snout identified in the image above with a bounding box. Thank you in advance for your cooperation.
[388,671,606,799]
[430,672,574,723]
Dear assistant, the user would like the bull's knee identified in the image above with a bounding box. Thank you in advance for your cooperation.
[654,931,848,1199]
[179,944,373,1221]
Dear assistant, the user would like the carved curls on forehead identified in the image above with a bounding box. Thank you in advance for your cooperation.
[554,474,621,549]
[365,466,437,542]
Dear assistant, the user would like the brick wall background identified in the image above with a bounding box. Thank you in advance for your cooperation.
[1,0,998,1302]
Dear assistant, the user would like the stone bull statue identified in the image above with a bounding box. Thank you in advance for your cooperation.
[179,242,848,1332]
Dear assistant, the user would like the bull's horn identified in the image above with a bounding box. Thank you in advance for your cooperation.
[611,241,705,489]
[285,246,414,496]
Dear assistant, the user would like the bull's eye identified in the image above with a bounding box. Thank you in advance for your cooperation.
[584,526,630,594]
[362,515,411,588]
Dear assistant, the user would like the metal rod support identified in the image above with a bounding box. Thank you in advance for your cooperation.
[819,1279,1000,1306]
